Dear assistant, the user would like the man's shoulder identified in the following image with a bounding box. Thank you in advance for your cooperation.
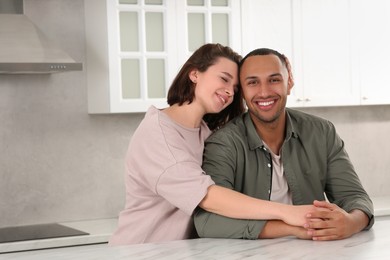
[286,108,337,137]
[287,108,331,126]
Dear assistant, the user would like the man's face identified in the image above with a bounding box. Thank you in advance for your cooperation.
[240,54,293,124]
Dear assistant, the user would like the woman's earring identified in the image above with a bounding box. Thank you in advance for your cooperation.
[191,79,197,85]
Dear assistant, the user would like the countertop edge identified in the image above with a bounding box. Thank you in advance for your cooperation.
[1,196,389,253]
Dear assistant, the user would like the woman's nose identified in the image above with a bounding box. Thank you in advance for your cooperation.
[225,87,234,96]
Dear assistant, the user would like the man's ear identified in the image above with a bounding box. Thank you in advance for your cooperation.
[283,55,294,95]
[287,72,294,95]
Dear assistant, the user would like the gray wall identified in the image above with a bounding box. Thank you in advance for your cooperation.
[0,0,389,228]
[0,0,142,227]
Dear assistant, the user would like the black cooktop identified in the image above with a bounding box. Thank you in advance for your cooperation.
[0,223,89,243]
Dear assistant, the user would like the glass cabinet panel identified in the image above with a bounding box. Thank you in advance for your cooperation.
[188,13,205,51]
[119,0,137,4]
[147,59,165,98]
[187,0,204,6]
[212,13,228,45]
[145,12,164,51]
[211,0,228,6]
[145,0,163,4]
[119,12,138,51]
[121,59,140,99]
[186,0,234,52]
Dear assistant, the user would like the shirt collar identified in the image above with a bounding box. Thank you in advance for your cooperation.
[244,112,265,150]
[285,108,299,140]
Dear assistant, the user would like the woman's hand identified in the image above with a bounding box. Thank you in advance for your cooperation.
[281,204,328,227]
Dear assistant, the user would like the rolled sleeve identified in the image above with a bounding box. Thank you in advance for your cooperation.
[194,207,265,239]
[324,121,374,229]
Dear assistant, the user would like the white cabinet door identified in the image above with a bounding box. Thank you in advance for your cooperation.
[241,0,360,108]
[85,0,175,113]
[291,0,360,107]
[240,0,293,57]
[354,0,390,105]
[240,0,300,107]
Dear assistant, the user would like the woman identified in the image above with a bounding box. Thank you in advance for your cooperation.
[109,43,314,245]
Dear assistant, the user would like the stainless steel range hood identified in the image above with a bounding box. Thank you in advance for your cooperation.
[0,0,82,74]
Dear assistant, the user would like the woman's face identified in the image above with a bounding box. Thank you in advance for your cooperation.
[190,57,239,114]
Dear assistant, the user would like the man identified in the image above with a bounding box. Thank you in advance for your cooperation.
[194,48,374,241]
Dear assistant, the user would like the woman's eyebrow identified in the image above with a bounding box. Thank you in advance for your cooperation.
[221,71,233,79]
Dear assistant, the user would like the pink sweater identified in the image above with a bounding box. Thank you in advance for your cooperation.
[109,106,214,245]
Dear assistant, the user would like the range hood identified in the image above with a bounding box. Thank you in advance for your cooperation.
[0,2,82,74]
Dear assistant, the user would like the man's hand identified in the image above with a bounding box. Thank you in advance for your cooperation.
[304,200,369,241]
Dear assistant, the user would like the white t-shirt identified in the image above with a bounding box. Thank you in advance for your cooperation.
[263,143,293,205]
[109,106,215,245]
[269,151,293,204]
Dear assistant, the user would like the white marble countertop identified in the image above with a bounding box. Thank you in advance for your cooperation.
[0,196,389,255]
[1,216,389,260]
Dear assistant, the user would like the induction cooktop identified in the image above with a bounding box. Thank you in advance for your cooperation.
[0,223,89,243]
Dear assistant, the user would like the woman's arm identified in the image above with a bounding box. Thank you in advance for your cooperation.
[199,184,318,227]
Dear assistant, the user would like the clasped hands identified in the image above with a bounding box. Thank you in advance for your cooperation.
[284,200,368,241]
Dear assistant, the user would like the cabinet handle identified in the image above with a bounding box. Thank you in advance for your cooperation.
[296,98,311,102]
[362,96,368,100]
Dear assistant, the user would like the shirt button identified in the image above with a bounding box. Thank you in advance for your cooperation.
[267,163,271,168]
[268,190,271,194]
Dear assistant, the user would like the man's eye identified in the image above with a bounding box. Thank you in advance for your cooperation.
[247,80,257,85]
[270,78,281,83]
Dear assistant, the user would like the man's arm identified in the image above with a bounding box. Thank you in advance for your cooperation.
[194,206,265,239]
[259,220,312,240]
[323,121,374,233]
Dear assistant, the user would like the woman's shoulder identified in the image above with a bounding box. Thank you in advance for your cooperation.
[129,106,165,143]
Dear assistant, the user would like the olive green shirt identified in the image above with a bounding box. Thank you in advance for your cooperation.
[194,108,374,239]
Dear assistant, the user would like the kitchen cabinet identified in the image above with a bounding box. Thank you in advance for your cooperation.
[241,0,360,108]
[86,0,390,113]
[354,0,390,105]
[289,0,360,107]
[240,0,293,58]
[84,0,241,113]
[243,0,390,108]
[85,0,176,113]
